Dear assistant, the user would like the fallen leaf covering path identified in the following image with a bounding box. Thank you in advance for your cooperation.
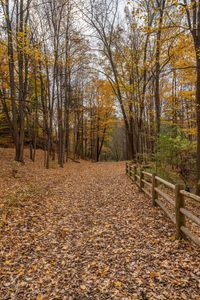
[0,150,200,300]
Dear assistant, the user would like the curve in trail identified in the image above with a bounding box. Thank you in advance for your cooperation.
[1,162,200,300]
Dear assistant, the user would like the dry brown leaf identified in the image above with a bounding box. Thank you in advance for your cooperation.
[113,281,122,288]
[80,285,87,290]
[150,271,161,279]
[36,295,44,300]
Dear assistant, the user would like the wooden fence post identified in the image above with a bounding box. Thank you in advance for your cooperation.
[139,169,144,191]
[152,173,157,206]
[175,184,186,239]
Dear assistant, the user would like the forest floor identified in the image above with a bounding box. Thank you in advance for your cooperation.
[0,148,200,300]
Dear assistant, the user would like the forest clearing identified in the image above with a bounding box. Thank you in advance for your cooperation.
[0,149,200,300]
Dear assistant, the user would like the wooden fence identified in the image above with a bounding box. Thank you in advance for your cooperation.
[126,162,200,247]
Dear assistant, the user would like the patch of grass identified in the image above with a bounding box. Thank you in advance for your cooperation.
[9,185,44,207]
[49,160,58,169]
[0,185,45,220]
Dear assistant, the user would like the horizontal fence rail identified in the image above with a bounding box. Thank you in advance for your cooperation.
[126,162,200,247]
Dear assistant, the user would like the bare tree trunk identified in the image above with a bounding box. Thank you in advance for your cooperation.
[154,0,165,136]
[4,1,19,160]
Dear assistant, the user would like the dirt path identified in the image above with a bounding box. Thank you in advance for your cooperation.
[0,154,200,299]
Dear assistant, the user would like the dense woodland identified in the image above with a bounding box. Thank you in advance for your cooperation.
[0,0,200,192]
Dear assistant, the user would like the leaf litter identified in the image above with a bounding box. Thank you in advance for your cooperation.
[0,149,200,300]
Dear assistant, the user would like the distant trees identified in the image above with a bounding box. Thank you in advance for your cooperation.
[85,79,115,162]
[81,0,200,191]
[0,0,32,161]
[178,0,200,193]
[1,0,200,193]
[85,0,138,159]
[0,0,116,166]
